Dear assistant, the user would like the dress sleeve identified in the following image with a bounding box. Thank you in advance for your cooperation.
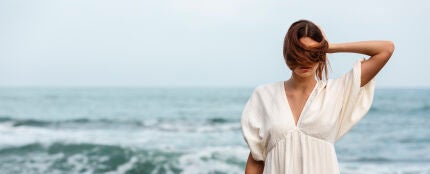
[333,58,376,142]
[240,87,266,161]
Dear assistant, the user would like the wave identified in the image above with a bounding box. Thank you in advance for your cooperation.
[1,142,429,174]
[398,137,430,143]
[0,142,247,174]
[0,142,183,174]
[347,157,392,162]
[339,156,430,163]
[0,116,143,128]
[370,104,430,114]
[0,116,240,130]
[0,116,241,148]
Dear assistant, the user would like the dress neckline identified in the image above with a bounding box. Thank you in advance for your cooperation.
[281,80,319,128]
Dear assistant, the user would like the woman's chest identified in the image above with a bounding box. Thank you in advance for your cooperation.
[262,92,342,142]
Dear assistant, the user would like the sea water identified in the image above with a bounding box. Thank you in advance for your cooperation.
[0,87,429,174]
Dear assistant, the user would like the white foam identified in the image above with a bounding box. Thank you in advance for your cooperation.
[105,156,138,174]
[66,154,94,174]
[0,123,150,147]
[339,162,430,174]
[178,146,249,174]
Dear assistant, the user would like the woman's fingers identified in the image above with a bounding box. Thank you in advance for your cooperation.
[299,37,320,48]
[317,25,329,43]
[316,25,330,50]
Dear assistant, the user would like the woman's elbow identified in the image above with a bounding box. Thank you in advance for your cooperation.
[384,40,395,56]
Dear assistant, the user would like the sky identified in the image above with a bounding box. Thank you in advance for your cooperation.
[0,0,428,88]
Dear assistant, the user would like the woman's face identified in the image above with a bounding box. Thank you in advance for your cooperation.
[292,62,318,78]
[291,37,320,78]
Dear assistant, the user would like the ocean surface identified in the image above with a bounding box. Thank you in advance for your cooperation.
[0,87,429,174]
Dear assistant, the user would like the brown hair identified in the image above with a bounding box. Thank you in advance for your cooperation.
[283,19,331,80]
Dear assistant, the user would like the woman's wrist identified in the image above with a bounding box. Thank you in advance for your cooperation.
[327,43,338,53]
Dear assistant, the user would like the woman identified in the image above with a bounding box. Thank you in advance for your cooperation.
[241,19,394,174]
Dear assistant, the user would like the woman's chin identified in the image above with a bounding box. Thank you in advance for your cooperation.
[294,71,315,78]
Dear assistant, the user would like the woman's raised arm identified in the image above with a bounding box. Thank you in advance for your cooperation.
[327,41,395,87]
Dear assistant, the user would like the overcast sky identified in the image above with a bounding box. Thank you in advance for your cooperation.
[0,0,428,88]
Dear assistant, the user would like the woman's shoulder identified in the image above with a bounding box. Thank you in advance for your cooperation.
[256,80,282,91]
[251,81,283,98]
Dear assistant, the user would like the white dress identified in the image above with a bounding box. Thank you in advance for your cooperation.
[241,58,376,174]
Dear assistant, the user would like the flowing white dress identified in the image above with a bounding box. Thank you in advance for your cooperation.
[241,58,376,174]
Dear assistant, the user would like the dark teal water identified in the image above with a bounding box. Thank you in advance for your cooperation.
[0,87,429,174]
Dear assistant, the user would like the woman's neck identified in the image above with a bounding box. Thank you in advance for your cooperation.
[286,75,317,91]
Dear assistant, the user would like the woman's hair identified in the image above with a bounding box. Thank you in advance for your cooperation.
[283,19,331,80]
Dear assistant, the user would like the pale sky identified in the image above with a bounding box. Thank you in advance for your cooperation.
[0,0,428,88]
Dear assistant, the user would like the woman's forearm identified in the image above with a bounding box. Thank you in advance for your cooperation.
[327,41,395,56]
[245,152,265,174]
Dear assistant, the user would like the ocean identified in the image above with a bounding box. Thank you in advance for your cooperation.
[0,87,429,174]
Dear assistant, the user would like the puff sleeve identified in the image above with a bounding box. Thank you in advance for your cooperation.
[333,58,376,142]
[240,87,266,161]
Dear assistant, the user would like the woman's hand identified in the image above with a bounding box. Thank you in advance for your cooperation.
[299,25,332,53]
[317,25,331,51]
